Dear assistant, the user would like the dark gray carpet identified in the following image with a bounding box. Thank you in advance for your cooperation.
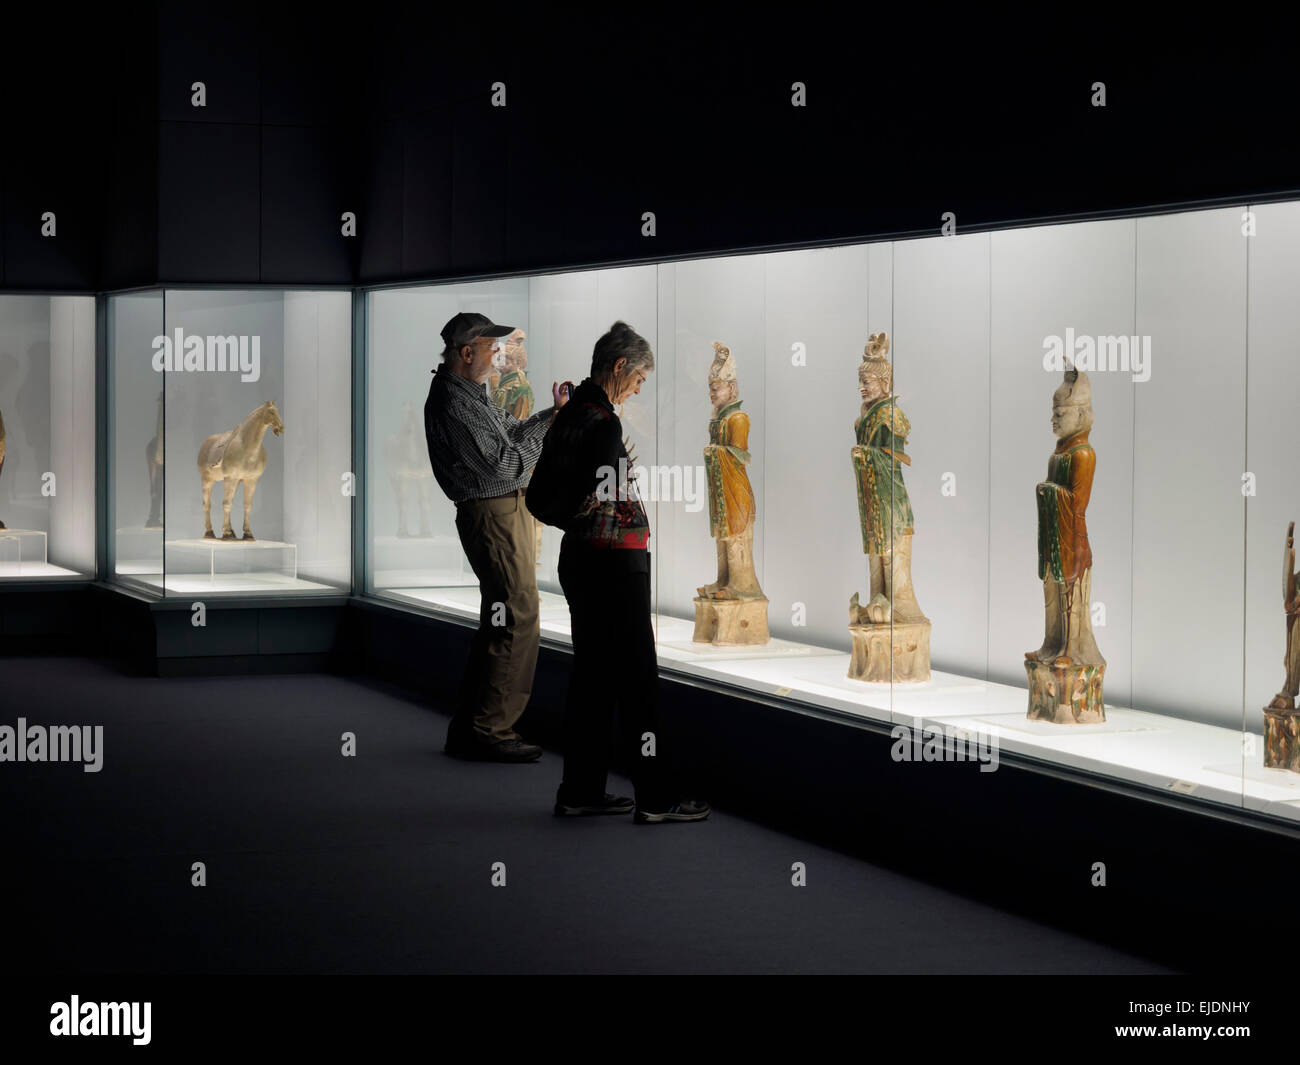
[0,656,1172,974]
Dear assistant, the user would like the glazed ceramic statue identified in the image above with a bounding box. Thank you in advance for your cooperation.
[145,390,164,529]
[0,405,6,530]
[491,329,535,419]
[384,401,434,538]
[847,332,930,682]
[489,329,543,566]
[694,342,769,645]
[1025,362,1106,723]
[1264,522,1300,770]
[198,400,284,542]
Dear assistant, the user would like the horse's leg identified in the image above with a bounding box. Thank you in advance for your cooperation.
[202,474,215,538]
[221,477,238,540]
[242,476,260,541]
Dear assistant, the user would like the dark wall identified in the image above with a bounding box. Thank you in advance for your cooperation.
[5,12,1300,291]
[147,5,359,286]
[0,11,116,290]
[354,18,1300,283]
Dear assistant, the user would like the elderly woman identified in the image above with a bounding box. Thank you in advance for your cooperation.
[528,321,709,824]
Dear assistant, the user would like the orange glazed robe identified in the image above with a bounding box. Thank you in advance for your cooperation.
[1036,429,1094,584]
[705,401,756,538]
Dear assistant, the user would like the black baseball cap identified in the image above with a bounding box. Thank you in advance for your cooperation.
[441,312,514,350]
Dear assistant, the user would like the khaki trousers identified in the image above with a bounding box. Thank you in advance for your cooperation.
[452,490,541,742]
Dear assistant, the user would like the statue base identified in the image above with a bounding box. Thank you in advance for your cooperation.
[1025,658,1106,724]
[692,596,769,646]
[1264,704,1300,772]
[847,619,931,683]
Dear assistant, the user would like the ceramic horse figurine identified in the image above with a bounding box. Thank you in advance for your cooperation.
[144,390,164,529]
[198,400,284,541]
[384,401,434,538]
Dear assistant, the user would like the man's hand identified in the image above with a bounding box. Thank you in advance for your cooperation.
[553,381,573,409]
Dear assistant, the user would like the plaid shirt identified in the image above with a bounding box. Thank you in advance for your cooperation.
[424,364,555,503]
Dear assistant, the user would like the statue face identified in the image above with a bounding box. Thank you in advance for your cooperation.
[709,379,736,409]
[859,375,886,404]
[1051,400,1087,438]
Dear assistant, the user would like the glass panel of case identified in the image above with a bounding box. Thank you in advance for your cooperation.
[109,288,351,598]
[109,290,165,590]
[1245,201,1300,818]
[364,201,1300,823]
[0,294,96,581]
[366,269,659,626]
[1131,209,1246,806]
[367,278,530,612]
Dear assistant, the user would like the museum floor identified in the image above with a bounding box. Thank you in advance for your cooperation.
[0,655,1172,975]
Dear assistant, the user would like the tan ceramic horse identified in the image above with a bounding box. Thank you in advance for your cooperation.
[198,400,284,541]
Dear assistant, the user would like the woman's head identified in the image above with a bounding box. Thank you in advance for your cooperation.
[591,321,654,404]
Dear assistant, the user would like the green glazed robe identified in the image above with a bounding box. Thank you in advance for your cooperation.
[852,396,914,556]
[491,370,535,421]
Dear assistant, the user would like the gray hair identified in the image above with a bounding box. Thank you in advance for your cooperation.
[590,321,654,377]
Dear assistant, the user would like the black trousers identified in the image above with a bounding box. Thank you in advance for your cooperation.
[556,544,666,806]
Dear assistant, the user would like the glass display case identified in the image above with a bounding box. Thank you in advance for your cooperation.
[108,289,352,597]
[0,294,96,581]
[363,199,1300,827]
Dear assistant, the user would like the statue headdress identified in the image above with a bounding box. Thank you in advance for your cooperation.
[1053,359,1093,409]
[708,341,737,384]
[858,331,892,392]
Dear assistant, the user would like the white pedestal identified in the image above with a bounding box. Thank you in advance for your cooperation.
[165,538,298,581]
[0,528,48,569]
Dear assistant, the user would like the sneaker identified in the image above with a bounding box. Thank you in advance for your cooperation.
[634,799,711,824]
[554,793,635,817]
[446,736,542,763]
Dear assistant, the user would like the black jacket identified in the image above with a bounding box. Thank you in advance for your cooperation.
[526,378,649,570]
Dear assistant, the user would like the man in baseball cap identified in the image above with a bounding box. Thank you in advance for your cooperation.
[425,312,572,762]
[440,311,515,351]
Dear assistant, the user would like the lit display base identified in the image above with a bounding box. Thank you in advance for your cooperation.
[383,584,571,624]
[1026,658,1106,724]
[165,538,298,582]
[0,530,80,578]
[0,528,47,566]
[373,582,1300,822]
[692,595,770,645]
[848,619,931,683]
[118,571,339,596]
[1264,705,1300,770]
